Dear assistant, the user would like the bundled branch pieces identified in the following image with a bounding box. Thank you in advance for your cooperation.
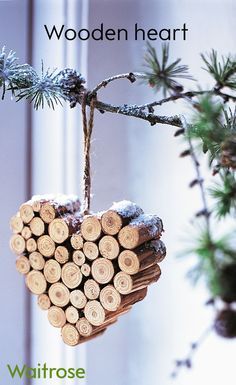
[10,196,166,346]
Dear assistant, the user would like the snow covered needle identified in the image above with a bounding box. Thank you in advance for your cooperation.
[0,46,86,109]
[0,46,35,99]
[17,66,86,110]
[17,62,66,110]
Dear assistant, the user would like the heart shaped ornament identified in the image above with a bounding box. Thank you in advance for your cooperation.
[10,195,166,346]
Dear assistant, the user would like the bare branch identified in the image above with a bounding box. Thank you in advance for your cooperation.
[90,72,146,94]
[139,89,236,110]
[87,72,236,130]
[92,98,184,127]
[171,325,212,379]
[181,116,211,226]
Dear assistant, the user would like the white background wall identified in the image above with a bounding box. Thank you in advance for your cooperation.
[0,1,30,384]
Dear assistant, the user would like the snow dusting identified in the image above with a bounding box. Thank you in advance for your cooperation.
[110,200,143,218]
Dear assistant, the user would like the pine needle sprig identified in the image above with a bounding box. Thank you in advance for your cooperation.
[0,46,86,109]
[16,66,86,109]
[201,50,236,89]
[186,96,225,163]
[209,172,236,217]
[184,228,236,296]
[0,46,36,99]
[143,43,193,96]
[16,63,66,110]
[223,108,236,132]
[184,228,216,285]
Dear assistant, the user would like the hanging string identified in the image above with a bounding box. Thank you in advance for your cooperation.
[82,94,96,215]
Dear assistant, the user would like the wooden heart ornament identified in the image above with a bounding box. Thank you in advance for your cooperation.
[10,195,166,346]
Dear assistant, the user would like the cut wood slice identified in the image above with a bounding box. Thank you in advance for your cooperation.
[39,203,56,224]
[118,214,163,249]
[48,219,68,244]
[26,270,47,295]
[38,293,51,310]
[61,262,82,289]
[120,287,147,308]
[44,259,61,283]
[29,217,45,236]
[19,203,34,224]
[29,252,45,270]
[76,317,92,337]
[84,300,105,326]
[31,199,42,213]
[37,235,55,257]
[70,290,87,309]
[16,256,31,275]
[84,279,100,300]
[104,305,132,323]
[81,215,102,241]
[148,239,166,263]
[118,240,166,275]
[78,330,106,344]
[21,226,32,240]
[26,238,37,253]
[61,323,80,346]
[91,317,117,333]
[38,195,81,224]
[98,235,120,260]
[83,241,99,260]
[71,233,84,250]
[65,306,79,324]
[30,195,60,213]
[48,214,81,244]
[48,282,70,307]
[91,258,114,284]
[73,250,86,266]
[10,214,24,234]
[101,201,143,235]
[55,246,69,264]
[114,264,161,294]
[10,234,26,255]
[48,306,66,328]
[81,263,91,277]
[100,285,121,312]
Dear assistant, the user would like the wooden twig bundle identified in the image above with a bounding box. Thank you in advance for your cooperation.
[10,196,166,346]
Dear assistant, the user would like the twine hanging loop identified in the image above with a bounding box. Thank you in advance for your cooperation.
[81,93,96,214]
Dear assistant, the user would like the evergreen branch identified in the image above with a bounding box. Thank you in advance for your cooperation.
[201,50,236,89]
[142,43,193,96]
[16,66,86,110]
[0,46,36,99]
[16,65,64,110]
[186,96,230,165]
[209,172,236,217]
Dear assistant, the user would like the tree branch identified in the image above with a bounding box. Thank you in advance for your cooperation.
[180,116,211,225]
[171,325,212,379]
[90,72,146,94]
[86,72,236,129]
[93,98,183,127]
[140,90,236,110]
